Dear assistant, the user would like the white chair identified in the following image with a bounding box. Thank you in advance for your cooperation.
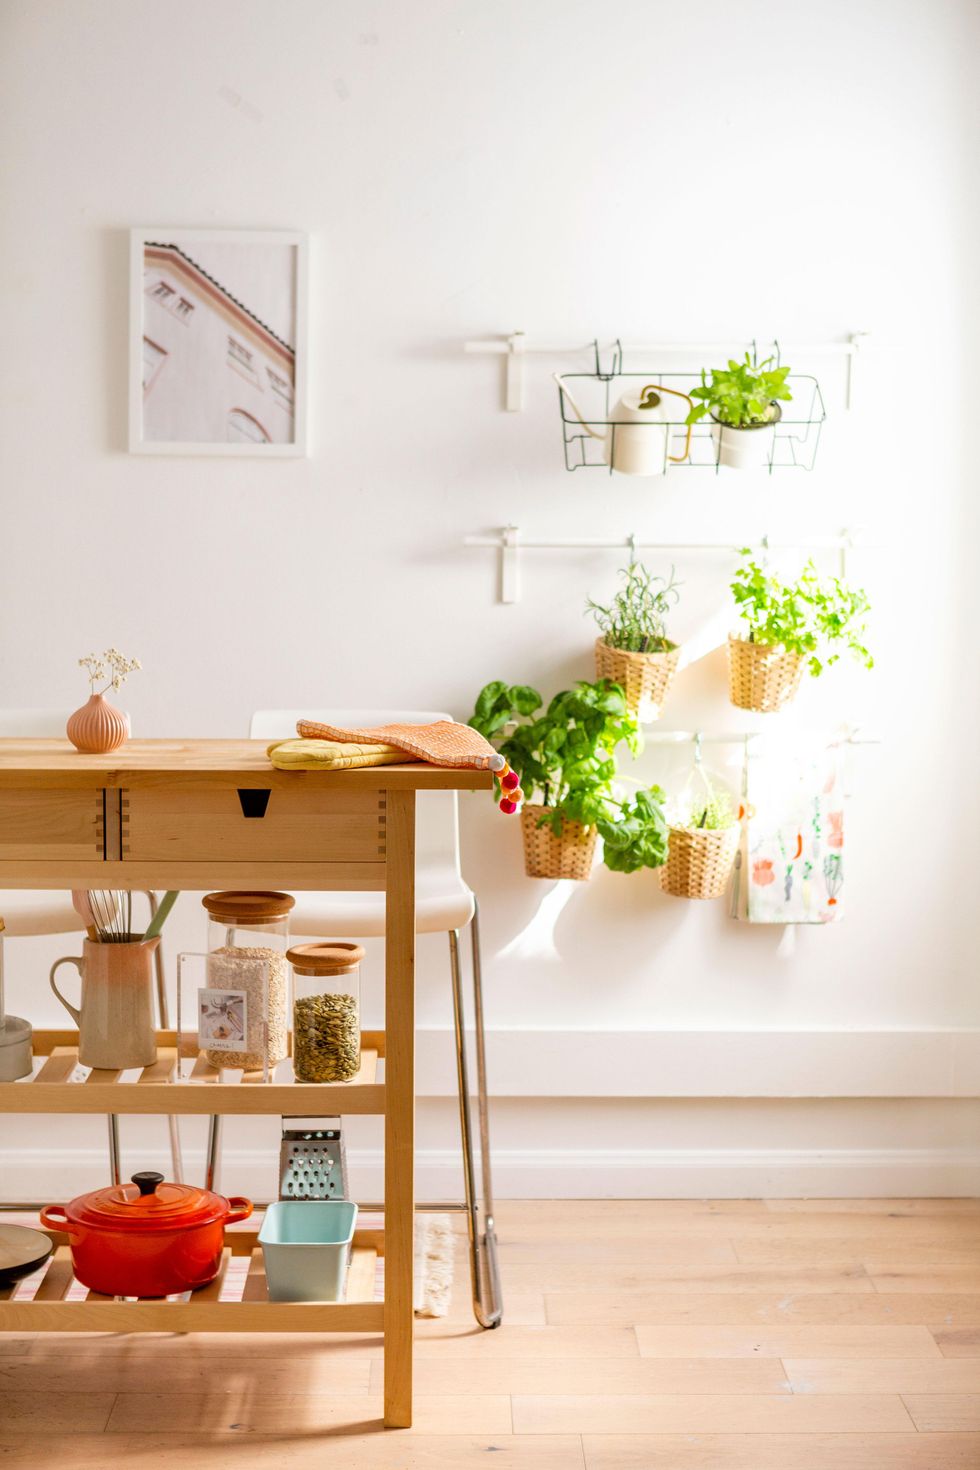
[0,709,180,1187]
[251,708,501,1327]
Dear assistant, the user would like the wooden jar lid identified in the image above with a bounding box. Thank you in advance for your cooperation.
[287,942,365,975]
[202,891,296,923]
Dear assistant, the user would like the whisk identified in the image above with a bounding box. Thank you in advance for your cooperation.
[80,890,133,943]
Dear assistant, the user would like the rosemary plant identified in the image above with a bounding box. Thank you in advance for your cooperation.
[586,562,680,654]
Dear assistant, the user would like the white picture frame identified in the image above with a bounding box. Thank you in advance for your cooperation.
[129,228,308,456]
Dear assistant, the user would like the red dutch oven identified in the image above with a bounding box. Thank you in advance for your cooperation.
[41,1171,252,1297]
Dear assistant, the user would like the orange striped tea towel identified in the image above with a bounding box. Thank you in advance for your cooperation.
[267,738,412,771]
[296,718,505,772]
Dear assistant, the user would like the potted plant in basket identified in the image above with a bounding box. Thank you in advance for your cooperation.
[729,551,873,712]
[686,353,792,470]
[469,679,648,880]
[587,562,681,722]
[660,787,739,900]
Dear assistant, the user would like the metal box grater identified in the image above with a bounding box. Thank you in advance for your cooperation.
[278,1117,349,1199]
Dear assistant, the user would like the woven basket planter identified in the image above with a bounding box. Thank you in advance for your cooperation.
[594,638,680,721]
[728,635,805,713]
[660,824,739,900]
[521,805,597,881]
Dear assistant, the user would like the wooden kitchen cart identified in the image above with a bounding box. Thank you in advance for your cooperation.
[0,739,492,1429]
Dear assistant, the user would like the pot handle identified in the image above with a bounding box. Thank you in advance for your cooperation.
[49,956,83,1026]
[225,1197,253,1226]
[644,383,695,464]
[39,1205,74,1235]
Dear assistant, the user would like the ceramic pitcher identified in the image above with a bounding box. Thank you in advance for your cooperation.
[50,937,159,1069]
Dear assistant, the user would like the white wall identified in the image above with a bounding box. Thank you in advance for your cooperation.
[1,0,978,1198]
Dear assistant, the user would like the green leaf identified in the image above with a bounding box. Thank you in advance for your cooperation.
[510,684,542,716]
[473,681,508,722]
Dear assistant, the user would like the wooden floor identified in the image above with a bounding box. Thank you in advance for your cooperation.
[2,1198,979,1467]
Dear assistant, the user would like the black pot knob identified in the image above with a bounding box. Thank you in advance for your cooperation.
[131,1171,164,1196]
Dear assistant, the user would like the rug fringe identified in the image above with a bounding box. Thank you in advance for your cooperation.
[413,1212,455,1317]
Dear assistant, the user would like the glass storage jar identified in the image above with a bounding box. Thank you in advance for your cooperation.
[202,892,294,1071]
[288,943,364,1083]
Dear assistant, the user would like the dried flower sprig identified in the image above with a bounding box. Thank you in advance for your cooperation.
[79,648,142,694]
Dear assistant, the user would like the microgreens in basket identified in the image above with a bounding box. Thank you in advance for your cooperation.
[686,354,792,428]
[469,679,639,835]
[79,647,142,693]
[586,562,680,654]
[731,551,873,676]
[687,790,736,831]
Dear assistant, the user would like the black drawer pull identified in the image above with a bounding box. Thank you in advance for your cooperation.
[237,788,271,819]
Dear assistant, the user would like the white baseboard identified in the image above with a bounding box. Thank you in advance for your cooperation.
[5,1146,979,1202]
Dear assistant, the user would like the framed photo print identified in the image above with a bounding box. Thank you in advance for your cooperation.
[129,228,308,456]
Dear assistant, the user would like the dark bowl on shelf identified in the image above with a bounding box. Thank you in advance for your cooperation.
[0,1224,54,1286]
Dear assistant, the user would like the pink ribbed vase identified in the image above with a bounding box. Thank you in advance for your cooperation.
[66,693,129,755]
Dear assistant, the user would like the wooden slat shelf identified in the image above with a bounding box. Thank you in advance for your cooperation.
[0,1230,384,1333]
[0,1030,385,1115]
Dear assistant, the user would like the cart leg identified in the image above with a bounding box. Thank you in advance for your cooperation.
[384,788,416,1429]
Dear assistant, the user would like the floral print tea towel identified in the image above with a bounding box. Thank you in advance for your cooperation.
[732,738,845,924]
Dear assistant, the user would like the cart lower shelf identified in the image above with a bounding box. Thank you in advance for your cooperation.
[0,1227,384,1332]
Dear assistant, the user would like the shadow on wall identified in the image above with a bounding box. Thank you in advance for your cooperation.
[460,788,815,988]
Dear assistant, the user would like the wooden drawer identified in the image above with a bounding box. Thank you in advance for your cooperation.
[123,784,386,865]
[0,788,103,861]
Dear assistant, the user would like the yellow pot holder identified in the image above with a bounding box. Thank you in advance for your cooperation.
[266,738,415,771]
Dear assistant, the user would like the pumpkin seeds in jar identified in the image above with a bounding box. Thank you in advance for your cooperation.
[293,992,360,1082]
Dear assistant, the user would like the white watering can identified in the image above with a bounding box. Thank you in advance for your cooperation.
[556,377,694,476]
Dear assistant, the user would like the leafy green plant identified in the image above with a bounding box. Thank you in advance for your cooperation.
[731,551,873,676]
[468,679,639,834]
[586,562,680,653]
[686,354,792,428]
[598,786,669,872]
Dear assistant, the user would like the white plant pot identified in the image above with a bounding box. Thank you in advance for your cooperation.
[710,404,781,470]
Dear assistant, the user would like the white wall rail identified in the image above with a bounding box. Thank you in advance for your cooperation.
[463,333,870,412]
[463,526,884,604]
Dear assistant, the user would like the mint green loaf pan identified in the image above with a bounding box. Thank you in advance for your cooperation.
[258,1199,358,1302]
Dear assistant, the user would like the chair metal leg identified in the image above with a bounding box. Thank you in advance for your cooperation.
[143,890,183,1182]
[469,900,502,1319]
[107,1115,121,1185]
[205,1115,222,1192]
[448,923,502,1328]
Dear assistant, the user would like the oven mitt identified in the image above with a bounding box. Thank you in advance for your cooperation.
[267,738,410,771]
[296,718,504,771]
[294,718,523,812]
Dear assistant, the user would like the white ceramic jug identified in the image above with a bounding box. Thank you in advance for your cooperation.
[556,377,693,476]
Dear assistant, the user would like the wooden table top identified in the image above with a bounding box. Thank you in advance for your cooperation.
[0,738,494,791]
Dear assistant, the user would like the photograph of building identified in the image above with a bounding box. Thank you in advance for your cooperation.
[140,236,298,447]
